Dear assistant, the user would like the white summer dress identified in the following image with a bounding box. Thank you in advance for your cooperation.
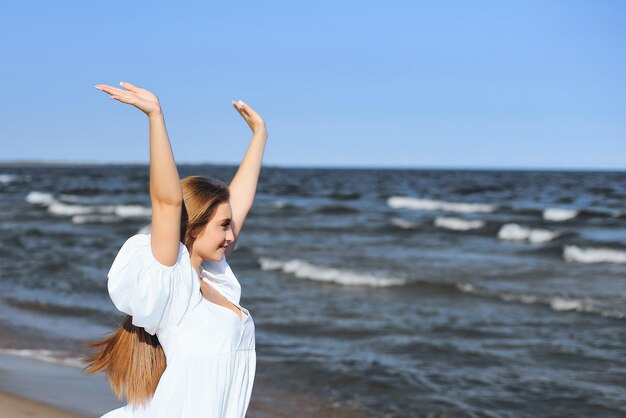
[100,233,256,418]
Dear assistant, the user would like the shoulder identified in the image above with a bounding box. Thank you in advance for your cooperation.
[114,233,189,270]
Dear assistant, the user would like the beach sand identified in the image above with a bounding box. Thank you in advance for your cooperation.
[0,391,86,418]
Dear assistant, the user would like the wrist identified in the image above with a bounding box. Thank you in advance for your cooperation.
[147,108,163,119]
[253,125,267,139]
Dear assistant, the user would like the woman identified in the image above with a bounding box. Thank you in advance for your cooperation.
[83,81,267,418]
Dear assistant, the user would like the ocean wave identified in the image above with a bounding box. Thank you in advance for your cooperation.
[0,348,85,369]
[4,297,105,318]
[271,200,299,210]
[563,245,626,264]
[26,190,151,221]
[543,207,579,221]
[434,216,485,231]
[387,196,497,213]
[48,200,96,215]
[58,194,103,204]
[580,208,623,219]
[113,205,152,217]
[258,257,407,287]
[497,223,560,243]
[72,214,123,224]
[390,217,418,229]
[0,174,17,184]
[25,191,55,205]
[456,283,625,319]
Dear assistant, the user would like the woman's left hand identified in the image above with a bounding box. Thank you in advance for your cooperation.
[232,100,267,138]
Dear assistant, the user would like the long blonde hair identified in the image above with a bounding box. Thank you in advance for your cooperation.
[82,176,230,406]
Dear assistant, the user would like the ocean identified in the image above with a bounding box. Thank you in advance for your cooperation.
[0,163,624,417]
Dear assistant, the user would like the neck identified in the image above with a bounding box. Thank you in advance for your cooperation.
[190,253,202,277]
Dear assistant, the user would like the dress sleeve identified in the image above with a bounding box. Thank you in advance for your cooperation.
[107,233,202,335]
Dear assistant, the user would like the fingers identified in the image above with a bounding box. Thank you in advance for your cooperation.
[233,100,259,120]
[120,81,140,92]
[95,84,126,96]
[232,99,246,112]
[95,82,141,96]
[232,99,265,126]
[232,100,251,122]
[94,84,131,104]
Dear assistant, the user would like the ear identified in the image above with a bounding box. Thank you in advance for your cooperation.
[189,225,203,239]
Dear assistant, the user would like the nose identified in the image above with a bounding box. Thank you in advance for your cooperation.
[226,228,235,242]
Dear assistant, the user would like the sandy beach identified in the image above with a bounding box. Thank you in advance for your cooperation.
[0,391,86,418]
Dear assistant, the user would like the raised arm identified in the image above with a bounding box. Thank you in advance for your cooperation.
[95,82,182,267]
[226,100,268,260]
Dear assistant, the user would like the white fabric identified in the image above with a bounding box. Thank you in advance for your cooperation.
[100,233,256,418]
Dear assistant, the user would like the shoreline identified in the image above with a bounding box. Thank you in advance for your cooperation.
[0,351,367,418]
[0,352,123,417]
[0,391,86,418]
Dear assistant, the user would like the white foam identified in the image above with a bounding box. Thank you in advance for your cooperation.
[114,205,152,218]
[25,191,55,205]
[544,207,578,221]
[72,214,123,224]
[391,217,418,229]
[258,257,406,287]
[550,297,584,311]
[26,191,151,220]
[434,216,485,231]
[528,229,561,243]
[497,223,560,243]
[455,282,624,319]
[48,200,95,215]
[51,202,151,217]
[387,196,497,213]
[0,348,85,369]
[456,283,475,292]
[499,292,539,304]
[563,245,626,264]
[0,174,16,184]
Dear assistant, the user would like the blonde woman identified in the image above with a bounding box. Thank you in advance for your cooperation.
[83,81,267,418]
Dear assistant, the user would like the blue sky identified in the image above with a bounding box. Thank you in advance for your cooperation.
[1,1,624,170]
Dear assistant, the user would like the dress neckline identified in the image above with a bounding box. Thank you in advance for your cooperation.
[198,255,248,324]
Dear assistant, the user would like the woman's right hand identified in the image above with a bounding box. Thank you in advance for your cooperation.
[95,82,162,117]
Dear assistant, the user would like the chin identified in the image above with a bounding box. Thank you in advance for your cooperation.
[206,251,223,262]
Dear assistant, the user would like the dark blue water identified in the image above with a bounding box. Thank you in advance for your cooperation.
[0,164,625,417]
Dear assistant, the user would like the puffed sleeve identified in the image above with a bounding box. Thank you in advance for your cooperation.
[107,233,202,335]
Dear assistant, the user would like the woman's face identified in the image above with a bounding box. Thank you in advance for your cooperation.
[192,201,234,262]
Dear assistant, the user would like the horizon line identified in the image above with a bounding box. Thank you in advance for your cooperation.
[0,159,623,173]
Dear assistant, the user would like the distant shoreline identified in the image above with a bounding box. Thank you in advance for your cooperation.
[0,160,623,173]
